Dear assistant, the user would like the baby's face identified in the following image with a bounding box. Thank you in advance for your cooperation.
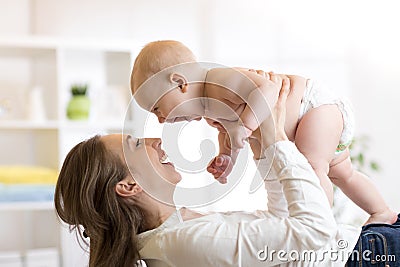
[151,88,203,123]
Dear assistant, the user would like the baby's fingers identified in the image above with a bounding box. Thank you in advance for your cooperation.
[207,166,215,174]
[268,71,277,82]
[248,68,272,80]
[207,163,217,173]
[256,70,269,79]
[215,156,224,166]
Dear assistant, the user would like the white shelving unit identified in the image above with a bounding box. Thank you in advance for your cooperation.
[0,35,139,267]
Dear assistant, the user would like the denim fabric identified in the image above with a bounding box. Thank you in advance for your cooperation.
[346,214,400,267]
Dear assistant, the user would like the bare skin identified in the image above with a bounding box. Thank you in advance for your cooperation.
[112,79,291,231]
[204,70,396,225]
[131,40,396,224]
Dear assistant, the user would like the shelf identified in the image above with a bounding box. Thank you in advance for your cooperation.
[0,120,131,131]
[58,120,126,130]
[0,32,137,267]
[0,201,54,211]
[0,35,138,53]
[0,120,59,130]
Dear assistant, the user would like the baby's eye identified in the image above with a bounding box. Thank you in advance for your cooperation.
[153,107,159,113]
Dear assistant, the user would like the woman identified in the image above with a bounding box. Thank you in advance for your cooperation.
[54,77,397,266]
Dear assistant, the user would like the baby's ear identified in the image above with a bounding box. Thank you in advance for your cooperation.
[170,73,188,93]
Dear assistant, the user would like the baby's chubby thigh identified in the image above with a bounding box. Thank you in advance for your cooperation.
[294,104,344,174]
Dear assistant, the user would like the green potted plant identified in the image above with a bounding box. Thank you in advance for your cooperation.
[349,135,380,174]
[66,83,90,120]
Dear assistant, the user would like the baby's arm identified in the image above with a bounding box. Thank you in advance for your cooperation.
[207,131,239,183]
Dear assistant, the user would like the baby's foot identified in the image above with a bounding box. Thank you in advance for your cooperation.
[364,209,397,225]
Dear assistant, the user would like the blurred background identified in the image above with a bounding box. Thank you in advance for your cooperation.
[0,0,399,266]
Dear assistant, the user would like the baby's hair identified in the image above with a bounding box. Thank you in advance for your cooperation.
[131,40,197,93]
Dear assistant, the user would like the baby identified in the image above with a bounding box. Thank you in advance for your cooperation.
[131,40,396,225]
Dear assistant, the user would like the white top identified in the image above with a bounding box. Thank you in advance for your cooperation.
[138,141,361,267]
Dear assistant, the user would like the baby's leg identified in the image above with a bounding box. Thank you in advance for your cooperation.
[295,105,344,206]
[329,150,397,225]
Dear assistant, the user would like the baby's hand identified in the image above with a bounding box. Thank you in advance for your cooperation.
[207,154,233,184]
[226,122,253,151]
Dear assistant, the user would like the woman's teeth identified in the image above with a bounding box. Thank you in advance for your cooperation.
[160,154,169,164]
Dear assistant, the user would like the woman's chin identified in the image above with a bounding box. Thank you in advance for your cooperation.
[171,174,183,185]
[174,176,183,184]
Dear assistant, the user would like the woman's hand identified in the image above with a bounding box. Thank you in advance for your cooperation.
[247,69,290,150]
[259,73,290,148]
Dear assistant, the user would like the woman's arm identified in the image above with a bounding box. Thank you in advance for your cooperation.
[159,143,338,266]
[254,141,337,258]
[256,77,337,251]
[249,137,289,217]
[151,73,338,267]
[245,74,290,217]
[238,75,279,131]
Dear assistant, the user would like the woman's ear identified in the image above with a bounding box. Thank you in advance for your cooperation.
[170,73,188,93]
[116,179,142,197]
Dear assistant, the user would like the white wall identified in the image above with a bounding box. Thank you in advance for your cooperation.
[343,1,400,212]
[1,0,399,211]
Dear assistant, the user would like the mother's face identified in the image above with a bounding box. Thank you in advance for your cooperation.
[101,134,182,191]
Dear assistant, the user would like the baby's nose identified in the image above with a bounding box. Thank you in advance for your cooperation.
[158,116,166,123]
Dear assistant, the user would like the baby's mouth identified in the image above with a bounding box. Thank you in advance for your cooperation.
[169,117,187,123]
[166,116,201,123]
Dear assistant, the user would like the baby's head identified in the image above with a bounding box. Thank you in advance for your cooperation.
[131,40,206,123]
[131,40,197,94]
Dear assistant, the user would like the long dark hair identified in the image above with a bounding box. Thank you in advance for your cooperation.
[54,135,145,267]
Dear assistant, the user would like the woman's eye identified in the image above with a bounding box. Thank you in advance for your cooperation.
[136,139,141,147]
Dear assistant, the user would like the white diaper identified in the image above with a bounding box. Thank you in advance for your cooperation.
[299,79,355,154]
